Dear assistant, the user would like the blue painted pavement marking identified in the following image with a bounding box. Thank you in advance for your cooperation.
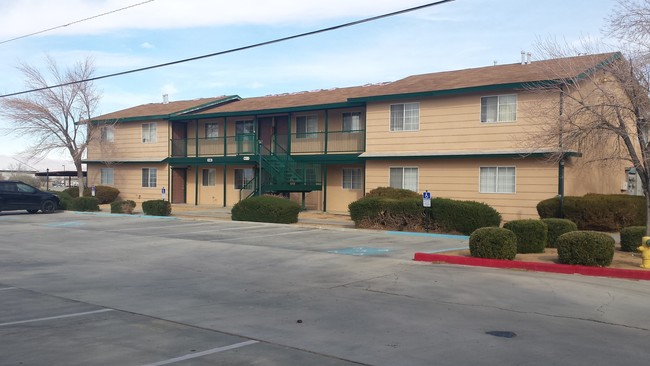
[387,231,469,240]
[45,221,83,227]
[328,247,392,256]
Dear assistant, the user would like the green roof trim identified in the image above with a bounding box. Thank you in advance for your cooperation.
[171,102,366,120]
[347,82,531,103]
[89,95,240,124]
[83,158,168,164]
[359,151,581,160]
[171,95,241,116]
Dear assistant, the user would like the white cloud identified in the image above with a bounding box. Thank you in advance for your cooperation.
[140,42,155,49]
[0,0,436,38]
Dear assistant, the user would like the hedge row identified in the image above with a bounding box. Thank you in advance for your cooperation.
[348,190,501,235]
[111,200,136,214]
[232,195,300,224]
[537,194,645,231]
[63,185,120,204]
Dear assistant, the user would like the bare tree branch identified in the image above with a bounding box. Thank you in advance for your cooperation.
[0,55,101,197]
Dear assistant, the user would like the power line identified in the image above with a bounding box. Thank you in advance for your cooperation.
[0,0,155,45]
[0,0,455,99]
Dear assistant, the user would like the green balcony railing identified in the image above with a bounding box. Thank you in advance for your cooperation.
[170,130,365,157]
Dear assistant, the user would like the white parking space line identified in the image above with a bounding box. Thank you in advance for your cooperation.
[159,225,267,237]
[141,340,259,366]
[223,228,319,241]
[108,222,211,232]
[0,287,17,291]
[0,309,113,327]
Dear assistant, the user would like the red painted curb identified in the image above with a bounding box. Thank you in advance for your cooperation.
[413,253,650,281]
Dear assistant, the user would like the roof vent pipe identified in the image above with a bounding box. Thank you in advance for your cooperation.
[527,52,532,64]
[163,94,169,104]
[521,51,526,65]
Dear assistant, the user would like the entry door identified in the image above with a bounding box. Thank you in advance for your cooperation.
[171,122,187,157]
[171,168,187,204]
[258,117,273,153]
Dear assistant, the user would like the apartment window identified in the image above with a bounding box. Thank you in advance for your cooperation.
[390,103,419,131]
[202,168,216,186]
[296,116,318,139]
[205,123,219,139]
[100,126,114,142]
[142,123,157,143]
[342,112,361,132]
[481,94,517,123]
[480,167,516,193]
[234,168,254,189]
[100,168,114,185]
[342,168,362,189]
[389,167,418,192]
[141,168,157,188]
[236,120,255,134]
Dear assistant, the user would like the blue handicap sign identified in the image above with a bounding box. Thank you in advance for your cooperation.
[423,191,431,200]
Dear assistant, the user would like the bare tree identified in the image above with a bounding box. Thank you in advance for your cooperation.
[521,1,650,231]
[0,55,100,197]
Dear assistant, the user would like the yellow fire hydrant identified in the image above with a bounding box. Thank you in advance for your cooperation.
[638,236,650,269]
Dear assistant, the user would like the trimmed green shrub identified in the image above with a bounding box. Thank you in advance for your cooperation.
[111,200,136,214]
[231,195,300,224]
[537,194,645,231]
[620,226,646,252]
[63,185,120,204]
[542,218,578,248]
[51,191,73,210]
[429,198,501,235]
[503,219,548,253]
[556,231,615,267]
[69,197,100,212]
[469,227,517,260]
[349,194,501,234]
[142,200,172,216]
[365,187,420,199]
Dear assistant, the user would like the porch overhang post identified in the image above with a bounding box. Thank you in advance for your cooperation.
[324,109,329,155]
[223,163,227,207]
[323,166,327,212]
[195,165,199,206]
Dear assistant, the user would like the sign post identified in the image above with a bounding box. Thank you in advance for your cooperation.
[161,187,166,201]
[91,185,96,197]
[423,190,431,232]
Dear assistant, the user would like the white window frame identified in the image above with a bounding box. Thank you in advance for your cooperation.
[202,168,216,186]
[342,112,362,132]
[480,94,517,123]
[205,122,219,139]
[389,167,418,192]
[479,166,516,194]
[389,102,419,132]
[100,126,114,142]
[296,115,318,139]
[234,168,254,189]
[141,167,157,188]
[142,122,157,143]
[342,167,362,190]
[100,168,114,185]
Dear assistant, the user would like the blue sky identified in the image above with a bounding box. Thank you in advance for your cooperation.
[0,0,619,171]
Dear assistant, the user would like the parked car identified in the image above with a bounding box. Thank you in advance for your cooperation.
[0,180,60,214]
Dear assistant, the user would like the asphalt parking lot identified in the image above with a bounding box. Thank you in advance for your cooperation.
[1,211,650,365]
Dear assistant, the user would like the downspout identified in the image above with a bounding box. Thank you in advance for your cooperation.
[558,87,565,218]
[195,120,199,205]
[323,110,328,212]
[223,118,228,207]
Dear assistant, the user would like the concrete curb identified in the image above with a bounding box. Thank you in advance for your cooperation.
[413,253,650,281]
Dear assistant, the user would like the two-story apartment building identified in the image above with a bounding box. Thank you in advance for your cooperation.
[86,52,629,221]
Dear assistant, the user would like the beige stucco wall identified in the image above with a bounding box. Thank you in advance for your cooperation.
[87,163,169,203]
[88,120,169,160]
[365,157,558,222]
[364,91,556,154]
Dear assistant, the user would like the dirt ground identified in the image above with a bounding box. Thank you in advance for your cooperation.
[441,247,645,270]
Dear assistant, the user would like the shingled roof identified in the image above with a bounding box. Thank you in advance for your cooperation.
[91,52,620,121]
[90,96,237,121]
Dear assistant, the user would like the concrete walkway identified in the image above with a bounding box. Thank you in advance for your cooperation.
[101,203,356,229]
